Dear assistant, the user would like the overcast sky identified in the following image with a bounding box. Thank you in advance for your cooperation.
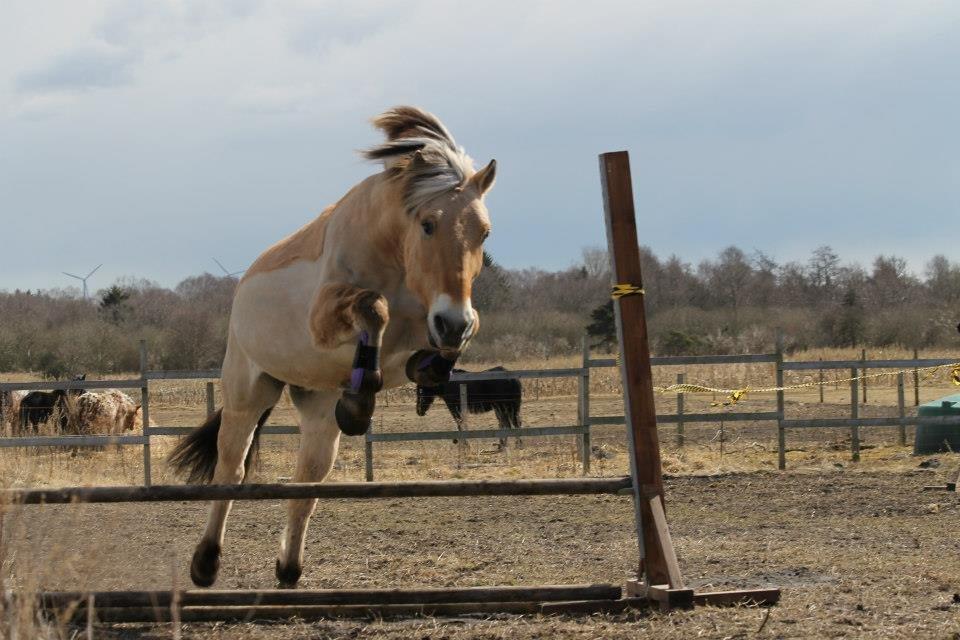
[1,1,958,293]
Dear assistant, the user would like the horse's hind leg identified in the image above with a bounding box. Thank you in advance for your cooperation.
[309,284,389,436]
[276,387,340,587]
[190,365,283,587]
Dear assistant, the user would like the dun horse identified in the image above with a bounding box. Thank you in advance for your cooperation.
[170,107,496,588]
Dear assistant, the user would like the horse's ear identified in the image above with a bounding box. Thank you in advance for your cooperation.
[469,159,496,195]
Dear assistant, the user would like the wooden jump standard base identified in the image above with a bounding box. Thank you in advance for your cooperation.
[38,584,778,623]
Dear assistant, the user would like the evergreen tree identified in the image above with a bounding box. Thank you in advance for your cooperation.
[99,285,131,325]
[586,300,616,350]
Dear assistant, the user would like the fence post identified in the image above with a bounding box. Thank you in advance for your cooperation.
[139,340,152,487]
[676,373,685,448]
[458,383,469,468]
[205,382,215,418]
[364,425,374,482]
[897,372,907,447]
[849,367,860,462]
[818,358,824,404]
[913,347,920,406]
[776,330,786,470]
[578,337,591,475]
[861,348,867,404]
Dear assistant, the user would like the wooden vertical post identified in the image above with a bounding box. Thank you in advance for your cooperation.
[850,367,860,462]
[139,340,152,487]
[676,373,685,448]
[776,330,786,471]
[579,336,591,474]
[818,358,824,404]
[364,426,374,482]
[458,383,469,466]
[861,349,867,404]
[897,372,907,447]
[913,347,921,406]
[205,382,215,418]
[599,151,682,589]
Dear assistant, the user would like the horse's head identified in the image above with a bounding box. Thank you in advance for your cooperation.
[365,107,496,353]
[415,384,439,417]
[403,158,495,351]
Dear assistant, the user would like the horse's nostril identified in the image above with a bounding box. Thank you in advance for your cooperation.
[434,315,447,337]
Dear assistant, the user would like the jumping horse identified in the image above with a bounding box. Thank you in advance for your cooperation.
[170,107,496,588]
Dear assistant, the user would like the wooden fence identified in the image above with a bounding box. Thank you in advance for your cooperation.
[2,339,959,483]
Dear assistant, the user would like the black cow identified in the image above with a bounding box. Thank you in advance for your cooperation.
[19,374,86,433]
[416,367,522,447]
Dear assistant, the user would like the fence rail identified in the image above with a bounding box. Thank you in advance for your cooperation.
[2,338,958,481]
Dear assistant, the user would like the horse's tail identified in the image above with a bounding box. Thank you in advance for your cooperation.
[168,407,273,484]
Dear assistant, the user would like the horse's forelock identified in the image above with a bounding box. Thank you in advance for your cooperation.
[364,107,475,215]
[372,106,456,148]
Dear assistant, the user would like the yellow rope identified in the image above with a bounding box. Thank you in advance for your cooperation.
[650,363,960,406]
[611,284,644,300]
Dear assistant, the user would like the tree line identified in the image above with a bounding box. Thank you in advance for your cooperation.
[1,245,958,376]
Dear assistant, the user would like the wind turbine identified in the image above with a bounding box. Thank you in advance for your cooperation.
[62,264,102,299]
[212,258,245,278]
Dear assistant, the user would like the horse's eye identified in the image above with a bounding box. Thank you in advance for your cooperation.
[421,220,435,236]
[481,230,490,242]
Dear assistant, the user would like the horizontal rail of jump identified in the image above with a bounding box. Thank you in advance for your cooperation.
[40,583,621,608]
[367,425,586,443]
[782,416,960,429]
[0,435,148,448]
[590,412,779,426]
[782,357,958,371]
[0,379,143,392]
[2,477,633,504]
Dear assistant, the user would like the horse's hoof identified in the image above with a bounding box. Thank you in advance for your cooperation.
[406,349,457,387]
[190,541,221,588]
[275,558,302,588]
[335,393,374,436]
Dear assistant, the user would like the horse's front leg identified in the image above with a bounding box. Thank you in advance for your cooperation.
[310,284,389,436]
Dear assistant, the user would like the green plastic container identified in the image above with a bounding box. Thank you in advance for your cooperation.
[913,393,960,455]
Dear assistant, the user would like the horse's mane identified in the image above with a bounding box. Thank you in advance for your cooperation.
[363,106,474,214]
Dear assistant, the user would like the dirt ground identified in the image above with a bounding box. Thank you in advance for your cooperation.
[5,469,960,639]
[2,368,960,638]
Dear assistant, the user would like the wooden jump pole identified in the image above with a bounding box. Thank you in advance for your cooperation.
[0,477,633,505]
[41,584,622,609]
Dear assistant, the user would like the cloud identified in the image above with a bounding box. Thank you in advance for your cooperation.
[17,42,137,93]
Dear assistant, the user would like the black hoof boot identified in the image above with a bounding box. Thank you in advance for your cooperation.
[190,540,221,588]
[335,392,377,436]
[336,333,383,436]
[275,558,303,589]
[406,349,458,387]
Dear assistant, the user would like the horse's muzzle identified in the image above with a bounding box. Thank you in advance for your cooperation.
[431,312,471,349]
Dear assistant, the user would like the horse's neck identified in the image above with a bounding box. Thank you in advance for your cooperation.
[328,174,407,286]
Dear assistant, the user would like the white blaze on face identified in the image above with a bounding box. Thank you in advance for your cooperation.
[428,294,477,349]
